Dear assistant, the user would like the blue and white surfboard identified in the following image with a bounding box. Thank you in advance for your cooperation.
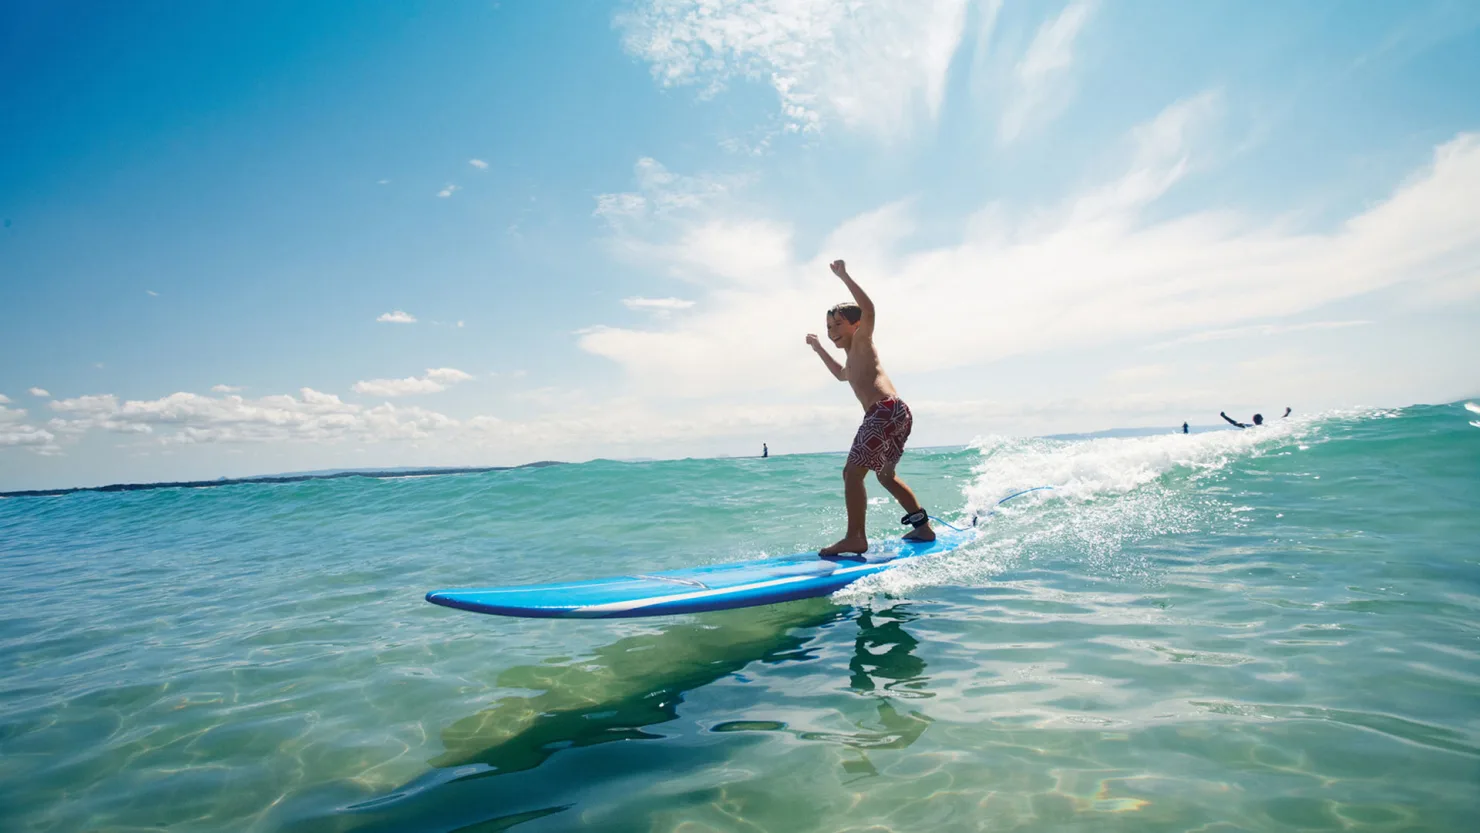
[425,527,977,619]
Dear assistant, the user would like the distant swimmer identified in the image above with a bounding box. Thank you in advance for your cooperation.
[1220,407,1291,428]
[1182,422,1189,434]
[762,443,769,458]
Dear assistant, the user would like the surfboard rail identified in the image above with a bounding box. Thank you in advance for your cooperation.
[426,528,977,618]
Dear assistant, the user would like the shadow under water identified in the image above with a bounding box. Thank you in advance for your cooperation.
[278,598,938,832]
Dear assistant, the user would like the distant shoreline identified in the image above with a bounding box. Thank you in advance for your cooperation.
[0,461,565,499]
[0,423,1235,498]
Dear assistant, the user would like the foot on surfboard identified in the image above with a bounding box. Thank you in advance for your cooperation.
[902,526,936,543]
[819,536,869,558]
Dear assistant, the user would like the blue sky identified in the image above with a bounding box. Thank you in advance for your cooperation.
[3,0,1479,490]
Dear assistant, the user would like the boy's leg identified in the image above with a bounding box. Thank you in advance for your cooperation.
[820,462,871,556]
[876,469,935,542]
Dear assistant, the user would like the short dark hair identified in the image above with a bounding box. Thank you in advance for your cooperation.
[828,303,862,324]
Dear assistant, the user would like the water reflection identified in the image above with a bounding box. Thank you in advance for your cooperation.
[849,605,930,698]
[279,600,844,831]
[279,602,934,832]
[713,604,932,782]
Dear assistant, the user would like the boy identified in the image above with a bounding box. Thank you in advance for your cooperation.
[806,259,934,556]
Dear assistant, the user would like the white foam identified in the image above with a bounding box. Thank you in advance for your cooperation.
[961,418,1308,516]
[835,412,1349,603]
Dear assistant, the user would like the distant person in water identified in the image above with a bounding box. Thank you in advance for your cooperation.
[1182,422,1189,434]
[762,443,769,458]
[1221,407,1292,428]
[806,259,933,556]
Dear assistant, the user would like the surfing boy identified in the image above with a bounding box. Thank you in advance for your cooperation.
[805,260,934,556]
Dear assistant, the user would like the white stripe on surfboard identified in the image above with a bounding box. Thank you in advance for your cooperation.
[572,559,887,614]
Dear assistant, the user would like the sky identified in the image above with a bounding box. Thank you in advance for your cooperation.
[2,0,1479,490]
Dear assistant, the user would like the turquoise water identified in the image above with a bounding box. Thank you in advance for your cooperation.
[2,403,1477,832]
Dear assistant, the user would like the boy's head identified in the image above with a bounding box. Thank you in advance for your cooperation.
[1252,414,1264,425]
[826,303,862,347]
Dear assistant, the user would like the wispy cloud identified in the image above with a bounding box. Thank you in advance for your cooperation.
[577,107,1480,399]
[469,159,489,169]
[624,297,697,313]
[617,0,971,139]
[352,367,474,398]
[999,0,1095,143]
[437,184,461,198]
[377,179,391,185]
[29,387,50,397]
[595,158,740,228]
[1148,320,1373,350]
[594,158,791,287]
[146,290,159,297]
[211,384,243,393]
[376,310,417,323]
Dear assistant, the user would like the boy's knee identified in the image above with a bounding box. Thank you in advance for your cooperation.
[876,468,897,485]
[842,463,868,481]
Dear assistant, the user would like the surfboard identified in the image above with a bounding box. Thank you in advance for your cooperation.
[425,489,1052,620]
[425,527,978,619]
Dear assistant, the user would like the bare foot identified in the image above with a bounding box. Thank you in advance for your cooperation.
[819,536,869,557]
[903,524,936,543]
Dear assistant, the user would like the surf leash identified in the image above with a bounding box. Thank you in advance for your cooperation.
[929,485,1056,531]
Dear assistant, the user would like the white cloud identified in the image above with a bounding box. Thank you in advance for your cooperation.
[623,296,697,313]
[999,0,1095,143]
[146,290,159,297]
[1148,320,1373,351]
[437,184,461,198]
[617,0,971,138]
[0,424,57,452]
[376,310,417,323]
[46,389,456,446]
[1,400,61,454]
[377,179,391,185]
[352,367,473,398]
[0,393,8,404]
[29,387,50,397]
[577,110,1480,400]
[211,384,244,393]
[469,159,489,169]
[425,367,473,384]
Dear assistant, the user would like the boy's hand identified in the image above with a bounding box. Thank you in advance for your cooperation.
[830,260,848,279]
[805,333,822,349]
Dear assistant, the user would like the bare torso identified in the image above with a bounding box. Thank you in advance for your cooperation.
[844,336,898,410]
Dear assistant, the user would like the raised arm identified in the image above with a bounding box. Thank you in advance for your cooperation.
[1282,407,1292,419]
[806,334,847,381]
[830,260,874,336]
[1220,411,1247,429]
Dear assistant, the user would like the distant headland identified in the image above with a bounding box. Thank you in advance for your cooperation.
[0,461,565,499]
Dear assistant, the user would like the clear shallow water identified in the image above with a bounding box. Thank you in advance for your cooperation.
[1,403,1477,832]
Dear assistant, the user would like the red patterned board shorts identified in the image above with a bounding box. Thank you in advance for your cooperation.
[847,398,913,473]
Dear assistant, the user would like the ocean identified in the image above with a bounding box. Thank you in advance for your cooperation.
[1,402,1477,832]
